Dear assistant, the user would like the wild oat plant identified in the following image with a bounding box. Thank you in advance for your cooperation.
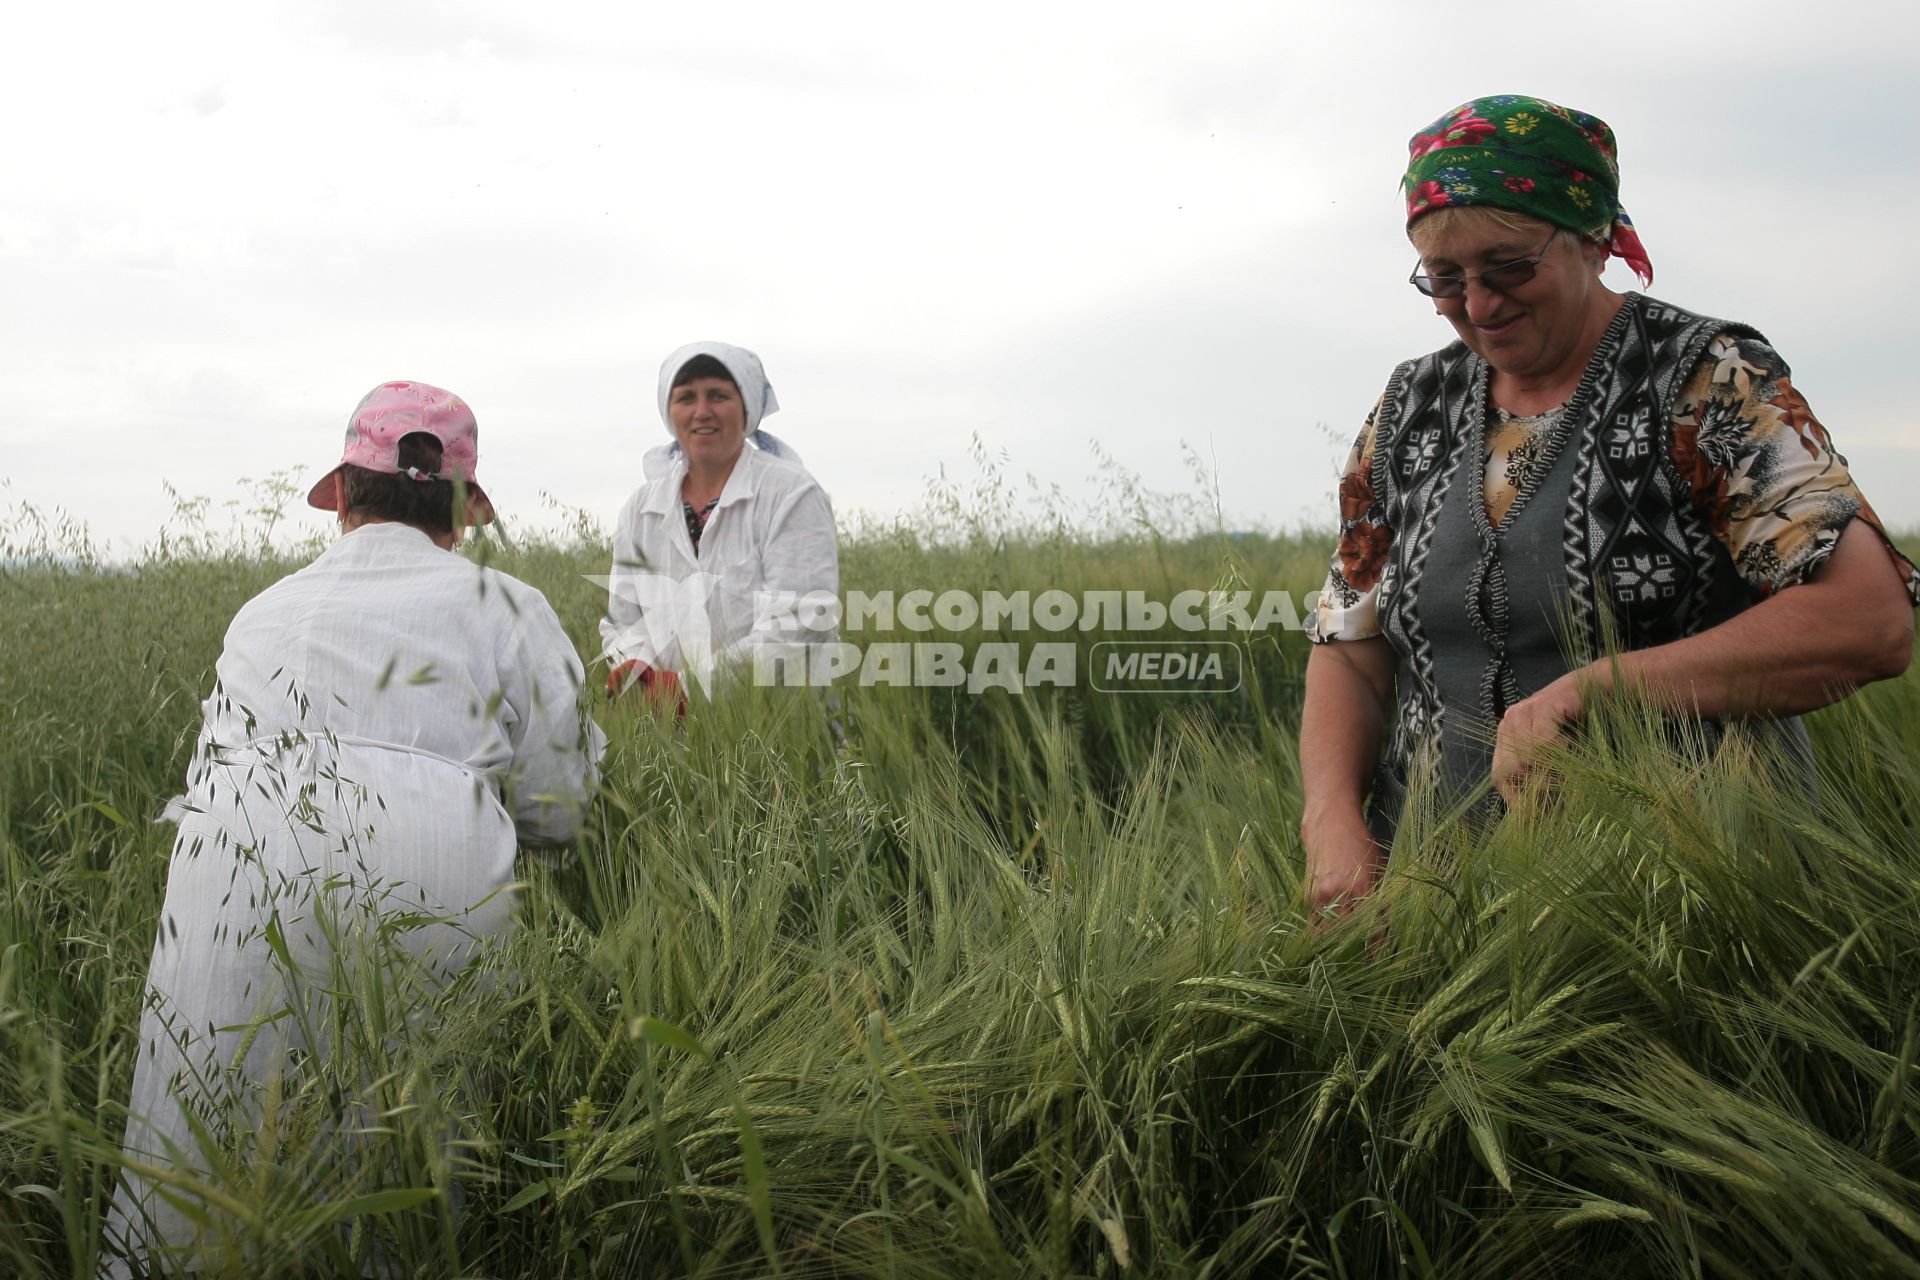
[1,475,1916,1278]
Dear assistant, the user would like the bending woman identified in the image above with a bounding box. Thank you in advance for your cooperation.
[1300,95,1919,915]
[106,382,601,1272]
[600,341,839,699]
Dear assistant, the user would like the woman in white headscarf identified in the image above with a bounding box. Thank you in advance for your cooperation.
[599,341,840,700]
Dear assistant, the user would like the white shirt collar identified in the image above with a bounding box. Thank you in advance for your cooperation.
[638,446,765,515]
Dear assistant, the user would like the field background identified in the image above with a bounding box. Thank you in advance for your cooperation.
[3,469,1919,1278]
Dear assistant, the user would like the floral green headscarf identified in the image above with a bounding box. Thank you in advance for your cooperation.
[1402,94,1653,287]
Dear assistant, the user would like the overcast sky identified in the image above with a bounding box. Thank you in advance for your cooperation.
[4,0,1917,554]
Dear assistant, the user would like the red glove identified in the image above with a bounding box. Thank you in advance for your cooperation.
[607,661,686,717]
[648,668,686,717]
[607,659,643,699]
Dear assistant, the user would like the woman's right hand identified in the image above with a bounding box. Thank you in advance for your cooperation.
[1302,806,1383,920]
[608,660,686,717]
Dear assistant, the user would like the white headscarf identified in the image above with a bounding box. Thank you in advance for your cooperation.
[643,340,800,480]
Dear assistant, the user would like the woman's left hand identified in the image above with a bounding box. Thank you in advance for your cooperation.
[1492,674,1586,803]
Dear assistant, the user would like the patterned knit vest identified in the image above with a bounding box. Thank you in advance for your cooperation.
[1364,293,1807,832]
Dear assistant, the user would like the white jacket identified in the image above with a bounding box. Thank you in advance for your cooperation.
[108,521,601,1272]
[598,445,839,687]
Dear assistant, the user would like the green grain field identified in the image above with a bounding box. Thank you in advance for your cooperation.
[3,471,1918,1278]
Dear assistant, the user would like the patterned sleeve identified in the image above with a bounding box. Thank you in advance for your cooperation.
[1668,333,1920,604]
[1308,396,1395,643]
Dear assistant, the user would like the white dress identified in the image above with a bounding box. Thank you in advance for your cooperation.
[598,444,840,689]
[107,522,600,1271]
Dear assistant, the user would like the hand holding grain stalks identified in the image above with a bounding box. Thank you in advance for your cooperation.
[1492,672,1586,804]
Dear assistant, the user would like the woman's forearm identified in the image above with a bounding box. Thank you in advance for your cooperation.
[1298,638,1396,822]
[1572,520,1913,719]
[1298,637,1398,913]
[1494,521,1914,801]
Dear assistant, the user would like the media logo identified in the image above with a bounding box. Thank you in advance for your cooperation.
[1089,641,1242,693]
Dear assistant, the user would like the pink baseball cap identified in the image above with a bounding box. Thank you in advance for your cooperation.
[306,381,495,524]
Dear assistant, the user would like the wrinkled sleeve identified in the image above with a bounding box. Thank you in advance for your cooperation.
[1308,396,1394,644]
[718,477,840,666]
[1668,334,1920,604]
[503,588,603,845]
[597,491,665,670]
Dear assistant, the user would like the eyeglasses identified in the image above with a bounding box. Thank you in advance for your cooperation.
[1409,231,1559,299]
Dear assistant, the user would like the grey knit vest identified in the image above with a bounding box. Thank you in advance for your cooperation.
[1364,293,1808,833]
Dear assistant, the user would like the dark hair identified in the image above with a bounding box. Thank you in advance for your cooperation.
[340,432,458,536]
[670,354,739,392]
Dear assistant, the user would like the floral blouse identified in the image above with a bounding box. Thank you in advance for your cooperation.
[683,497,720,555]
[1311,332,1920,643]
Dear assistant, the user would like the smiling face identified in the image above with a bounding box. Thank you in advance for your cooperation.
[669,374,748,470]
[1411,208,1619,390]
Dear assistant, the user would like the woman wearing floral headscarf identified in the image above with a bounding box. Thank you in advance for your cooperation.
[599,341,839,702]
[1300,94,1919,915]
